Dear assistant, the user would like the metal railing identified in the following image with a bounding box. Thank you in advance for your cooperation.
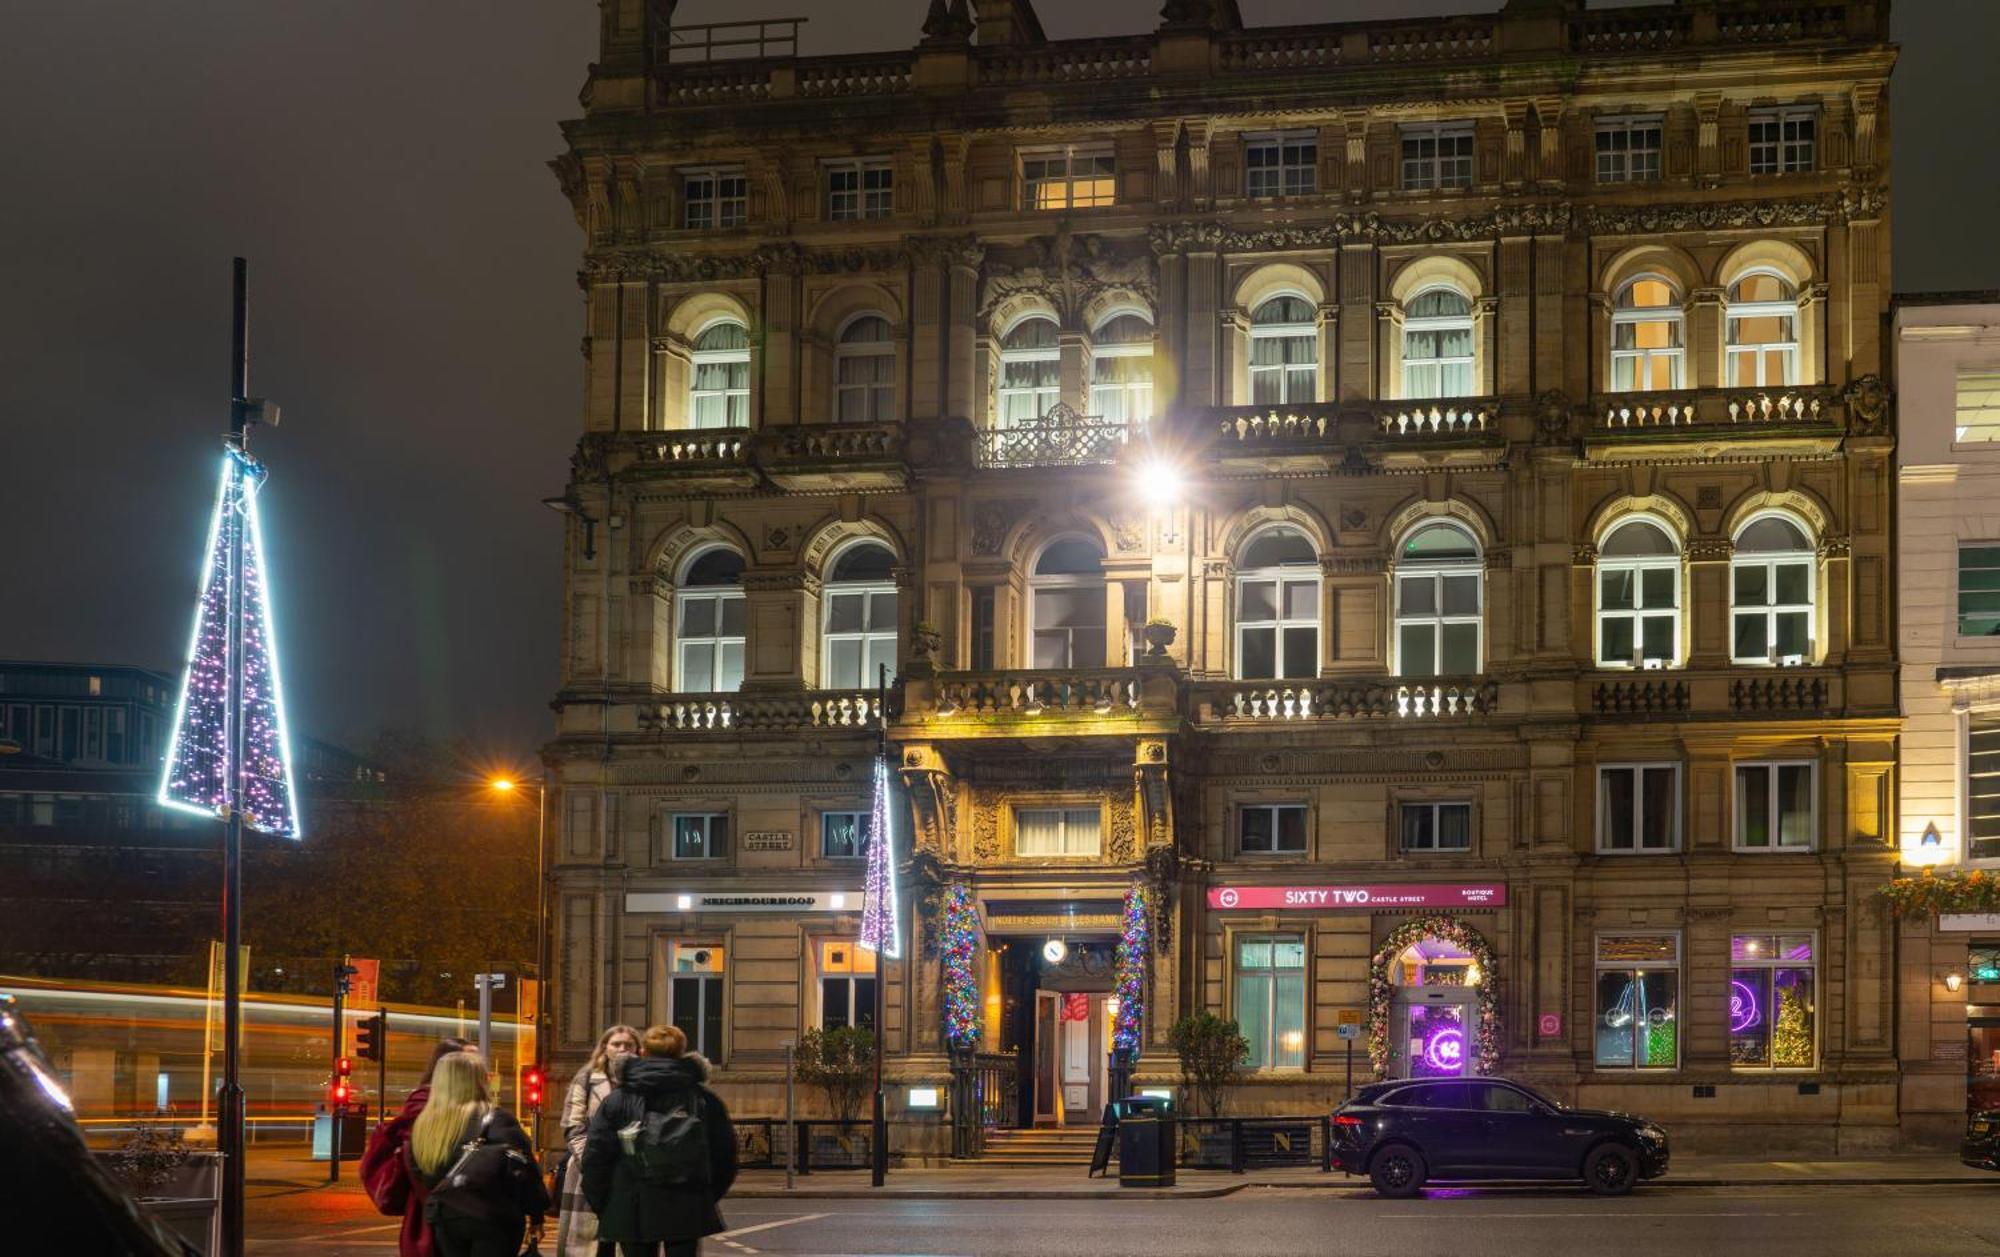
[978,404,1135,469]
[657,18,803,65]
[951,1051,1022,1159]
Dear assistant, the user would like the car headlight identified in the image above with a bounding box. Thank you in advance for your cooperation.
[1637,1124,1667,1144]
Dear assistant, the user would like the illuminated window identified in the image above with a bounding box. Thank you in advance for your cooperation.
[1597,518,1680,667]
[1731,514,1814,663]
[1235,526,1319,681]
[834,315,895,423]
[683,168,748,229]
[826,158,892,221]
[1395,522,1482,679]
[1029,537,1106,668]
[1748,108,1815,175]
[668,942,725,1063]
[1089,313,1153,424]
[821,542,897,690]
[1725,272,1799,387]
[1595,116,1663,184]
[821,810,873,860]
[1245,131,1317,198]
[1014,806,1101,857]
[1610,277,1684,392]
[1239,804,1307,855]
[1729,934,1816,1069]
[669,812,729,860]
[1249,296,1317,405]
[688,321,750,428]
[1598,763,1680,853]
[998,317,1060,426]
[1235,935,1306,1070]
[1022,146,1115,210]
[1402,288,1474,399]
[1971,713,2000,860]
[677,547,745,693]
[1956,371,2000,444]
[1594,934,1679,1069]
[818,939,877,1030]
[1735,761,1816,851]
[1400,123,1474,191]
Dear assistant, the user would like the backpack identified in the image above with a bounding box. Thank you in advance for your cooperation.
[619,1090,710,1188]
[418,1111,549,1223]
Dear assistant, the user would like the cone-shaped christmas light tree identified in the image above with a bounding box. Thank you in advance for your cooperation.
[857,753,900,959]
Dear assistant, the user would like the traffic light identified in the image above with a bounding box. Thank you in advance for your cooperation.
[331,1056,354,1108]
[523,1066,545,1111]
[356,1014,384,1062]
[334,962,358,996]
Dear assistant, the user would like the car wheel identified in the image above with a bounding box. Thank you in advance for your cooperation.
[1584,1143,1638,1196]
[1369,1143,1427,1198]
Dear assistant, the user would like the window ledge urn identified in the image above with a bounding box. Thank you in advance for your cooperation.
[1142,618,1178,659]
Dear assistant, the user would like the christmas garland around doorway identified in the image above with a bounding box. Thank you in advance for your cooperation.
[1367,916,1500,1075]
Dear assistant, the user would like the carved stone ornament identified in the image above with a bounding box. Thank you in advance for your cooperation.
[978,229,1160,325]
[1581,187,1887,235]
[1111,511,1147,553]
[1536,390,1573,443]
[1572,543,1599,565]
[1685,538,1733,561]
[585,241,910,283]
[1844,374,1890,434]
[971,498,1034,556]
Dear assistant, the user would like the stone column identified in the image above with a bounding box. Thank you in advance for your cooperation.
[908,246,948,424]
[1337,244,1375,402]
[945,244,983,422]
[760,256,800,427]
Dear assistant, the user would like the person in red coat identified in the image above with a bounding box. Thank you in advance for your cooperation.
[361,1037,471,1257]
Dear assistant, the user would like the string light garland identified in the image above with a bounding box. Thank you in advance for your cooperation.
[940,883,980,1052]
[1368,916,1498,1075]
[857,753,901,959]
[1113,883,1149,1055]
[159,449,301,839]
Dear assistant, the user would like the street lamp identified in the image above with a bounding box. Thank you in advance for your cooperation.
[489,774,548,1127]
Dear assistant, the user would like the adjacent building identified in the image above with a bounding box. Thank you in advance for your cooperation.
[546,0,1904,1155]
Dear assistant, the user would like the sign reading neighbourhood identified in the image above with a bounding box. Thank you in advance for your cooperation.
[1206,883,1507,911]
[626,891,860,914]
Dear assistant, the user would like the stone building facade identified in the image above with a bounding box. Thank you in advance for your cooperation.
[546,0,1907,1156]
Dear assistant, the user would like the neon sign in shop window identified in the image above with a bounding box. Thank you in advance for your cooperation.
[1423,1029,1466,1072]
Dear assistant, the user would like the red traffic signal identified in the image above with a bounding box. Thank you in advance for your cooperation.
[335,1056,353,1077]
[330,1079,352,1107]
[523,1067,545,1110]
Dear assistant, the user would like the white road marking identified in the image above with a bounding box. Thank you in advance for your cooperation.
[718,1211,831,1239]
[1383,1210,1812,1218]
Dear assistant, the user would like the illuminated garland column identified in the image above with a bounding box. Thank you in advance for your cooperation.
[940,884,980,1052]
[1113,883,1150,1066]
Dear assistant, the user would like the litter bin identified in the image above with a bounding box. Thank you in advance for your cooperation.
[311,1107,367,1162]
[1113,1094,1175,1188]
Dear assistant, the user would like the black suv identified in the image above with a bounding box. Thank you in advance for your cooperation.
[1962,1109,2000,1171]
[1332,1077,1669,1197]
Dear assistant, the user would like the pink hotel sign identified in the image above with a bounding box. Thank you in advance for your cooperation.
[1207,883,1507,911]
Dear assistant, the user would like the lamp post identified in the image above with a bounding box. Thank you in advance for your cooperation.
[489,774,549,1137]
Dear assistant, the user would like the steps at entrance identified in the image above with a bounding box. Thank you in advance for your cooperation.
[954,1126,1105,1168]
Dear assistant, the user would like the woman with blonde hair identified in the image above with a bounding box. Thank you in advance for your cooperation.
[402,1050,548,1257]
[555,1024,641,1256]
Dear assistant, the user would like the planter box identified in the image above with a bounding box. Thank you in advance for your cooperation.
[99,1151,222,1256]
[142,1195,220,1256]
[807,1127,871,1170]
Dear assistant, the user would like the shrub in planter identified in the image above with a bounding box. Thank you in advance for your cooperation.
[1167,1012,1248,1119]
[795,1026,877,1169]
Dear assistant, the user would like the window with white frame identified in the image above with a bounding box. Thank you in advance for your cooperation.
[1594,934,1679,1069]
[1595,115,1663,184]
[1395,521,1482,678]
[1249,296,1318,404]
[1014,806,1101,857]
[834,315,896,423]
[677,548,746,692]
[1089,313,1154,423]
[1725,272,1800,387]
[1598,763,1680,852]
[1400,123,1474,191]
[817,939,877,1030]
[1597,518,1681,668]
[688,321,751,428]
[820,810,873,860]
[1956,371,2000,444]
[670,812,729,860]
[1961,545,2000,637]
[1731,514,1814,663]
[1748,108,1816,175]
[1729,934,1815,1068]
[826,158,893,221]
[668,941,725,1062]
[1610,277,1684,392]
[998,317,1060,426]
[822,542,898,689]
[1029,537,1107,668]
[1235,934,1306,1070]
[683,168,748,229]
[1735,761,1815,850]
[1402,287,1475,399]
[1400,801,1472,853]
[1240,804,1308,855]
[1022,145,1116,210]
[1968,713,2000,860]
[1235,526,1319,680]
[1245,131,1317,198]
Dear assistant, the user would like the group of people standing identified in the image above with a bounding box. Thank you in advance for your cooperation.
[360,1024,737,1257]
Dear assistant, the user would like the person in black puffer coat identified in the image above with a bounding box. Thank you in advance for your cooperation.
[580,1024,738,1257]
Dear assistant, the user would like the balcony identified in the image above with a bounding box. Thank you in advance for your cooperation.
[1189,677,1499,724]
[755,422,906,492]
[900,668,1179,739]
[642,690,883,735]
[575,429,758,492]
[978,404,1135,470]
[1583,667,1847,720]
[1584,386,1850,459]
[1199,399,1506,473]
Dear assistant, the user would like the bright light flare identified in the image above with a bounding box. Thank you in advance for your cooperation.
[1136,457,1185,509]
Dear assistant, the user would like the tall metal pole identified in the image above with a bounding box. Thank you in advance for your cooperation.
[218,257,250,1257]
[328,960,346,1185]
[871,664,888,1187]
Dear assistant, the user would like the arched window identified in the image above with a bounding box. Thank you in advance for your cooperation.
[1732,514,1814,664]
[1090,313,1153,423]
[998,317,1060,427]
[677,547,745,692]
[1250,296,1317,405]
[1394,521,1482,678]
[1235,526,1319,680]
[1610,277,1684,392]
[1596,518,1680,668]
[1725,272,1799,387]
[822,541,898,689]
[834,315,896,423]
[1029,537,1106,668]
[689,320,751,428]
[1402,288,1474,399]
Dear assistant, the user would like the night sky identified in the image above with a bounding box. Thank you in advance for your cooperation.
[3,0,1992,756]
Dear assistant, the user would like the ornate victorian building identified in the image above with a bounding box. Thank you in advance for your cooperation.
[546,0,1909,1156]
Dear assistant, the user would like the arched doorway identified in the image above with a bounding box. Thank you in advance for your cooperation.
[1370,919,1498,1080]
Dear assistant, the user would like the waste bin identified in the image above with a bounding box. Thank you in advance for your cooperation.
[1114,1094,1175,1188]
[311,1107,367,1161]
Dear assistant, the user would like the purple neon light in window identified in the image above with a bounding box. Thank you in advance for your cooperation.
[1729,978,1761,1033]
[1423,1029,1466,1072]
